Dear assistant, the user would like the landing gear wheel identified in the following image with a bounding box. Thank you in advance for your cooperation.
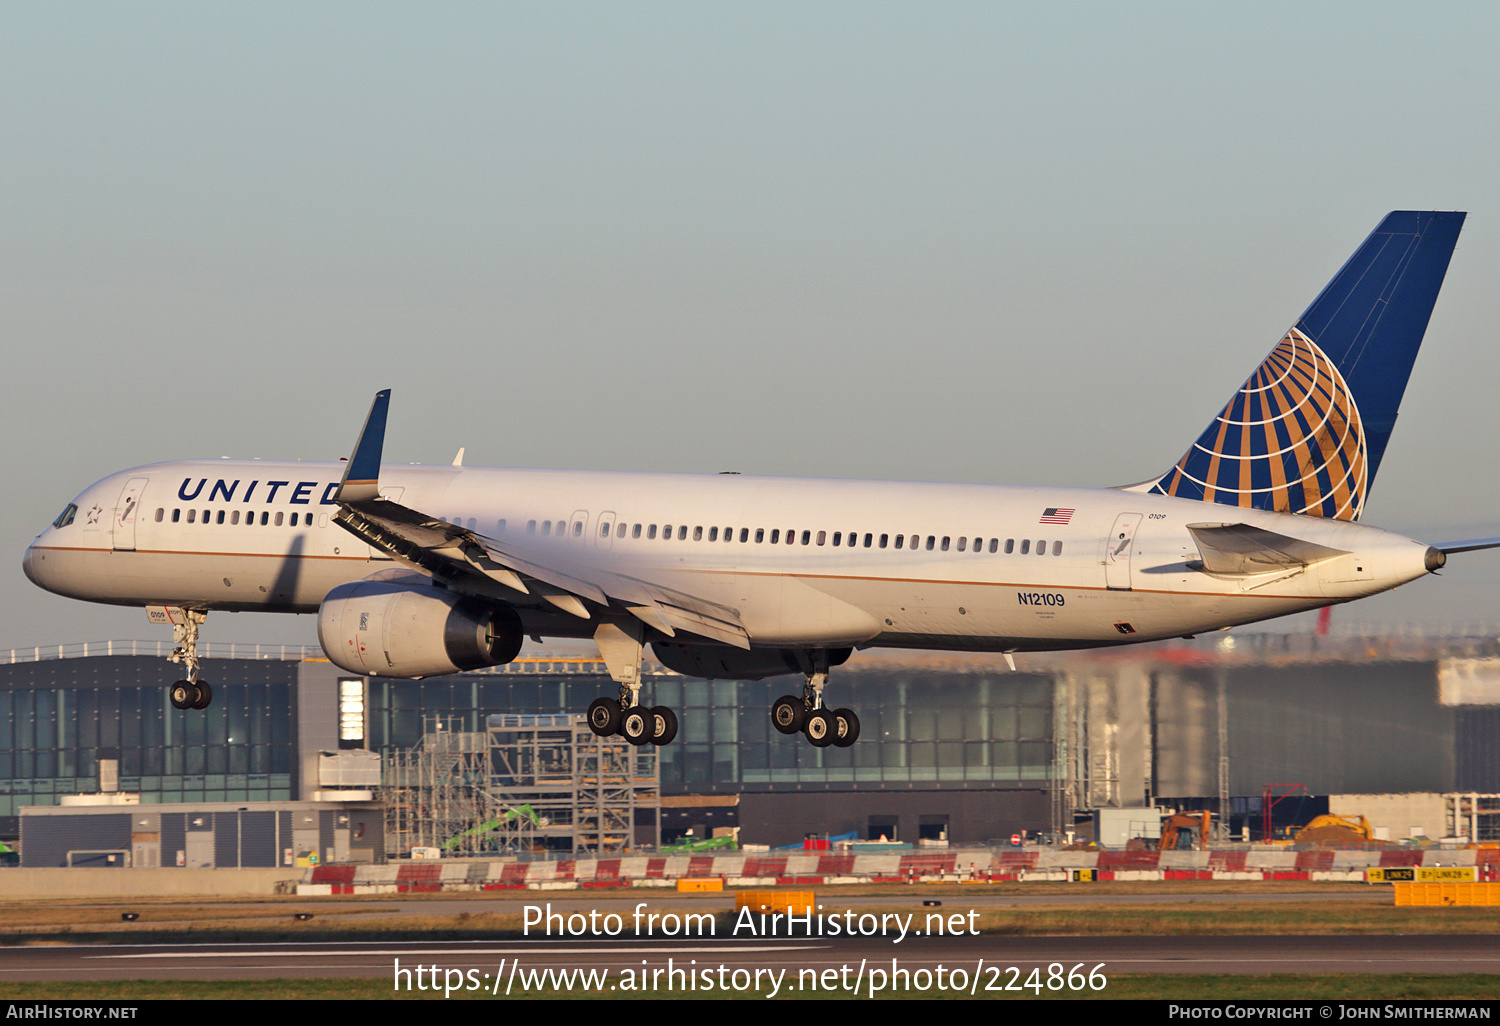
[804,709,835,748]
[771,695,806,735]
[832,708,860,747]
[620,707,652,746]
[648,706,678,746]
[587,697,623,737]
[191,681,213,710]
[169,680,197,710]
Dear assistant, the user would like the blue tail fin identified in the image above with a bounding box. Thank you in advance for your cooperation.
[1151,210,1465,521]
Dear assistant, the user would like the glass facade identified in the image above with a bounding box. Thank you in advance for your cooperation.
[364,668,1055,793]
[0,657,297,816]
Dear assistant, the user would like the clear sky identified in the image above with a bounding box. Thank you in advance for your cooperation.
[4,2,1500,650]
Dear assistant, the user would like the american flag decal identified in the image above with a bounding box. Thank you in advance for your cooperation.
[1040,507,1075,525]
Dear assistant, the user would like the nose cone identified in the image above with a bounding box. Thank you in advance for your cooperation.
[22,536,61,596]
[22,540,40,587]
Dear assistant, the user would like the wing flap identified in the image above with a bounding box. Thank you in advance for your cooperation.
[337,498,752,643]
[329,389,749,645]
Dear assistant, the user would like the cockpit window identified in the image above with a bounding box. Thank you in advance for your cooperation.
[52,504,77,529]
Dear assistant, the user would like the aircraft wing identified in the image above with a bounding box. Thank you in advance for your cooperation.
[1186,522,1349,575]
[329,391,751,649]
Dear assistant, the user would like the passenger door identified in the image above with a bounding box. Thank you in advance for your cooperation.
[1105,512,1143,590]
[111,477,149,552]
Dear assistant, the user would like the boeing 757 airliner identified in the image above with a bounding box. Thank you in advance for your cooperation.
[24,211,1498,748]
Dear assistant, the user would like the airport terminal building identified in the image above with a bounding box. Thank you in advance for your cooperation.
[4,630,1500,865]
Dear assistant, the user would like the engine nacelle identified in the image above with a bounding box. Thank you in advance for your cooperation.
[651,642,851,681]
[318,580,523,678]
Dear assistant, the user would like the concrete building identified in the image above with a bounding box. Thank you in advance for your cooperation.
[4,629,1500,859]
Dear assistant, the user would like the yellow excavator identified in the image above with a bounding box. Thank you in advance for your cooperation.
[1292,814,1373,845]
[1158,811,1213,851]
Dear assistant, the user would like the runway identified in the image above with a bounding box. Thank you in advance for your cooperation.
[4,935,1498,988]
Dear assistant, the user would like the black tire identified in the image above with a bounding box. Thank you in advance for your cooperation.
[832,708,860,747]
[587,697,622,737]
[804,709,835,748]
[169,681,195,710]
[649,706,678,746]
[771,695,806,734]
[620,708,652,746]
[191,681,213,710]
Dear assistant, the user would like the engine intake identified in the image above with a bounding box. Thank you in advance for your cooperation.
[318,580,523,678]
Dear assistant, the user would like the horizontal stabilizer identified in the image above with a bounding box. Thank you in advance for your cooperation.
[1186,522,1348,576]
[1433,536,1500,555]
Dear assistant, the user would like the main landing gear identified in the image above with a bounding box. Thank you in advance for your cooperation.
[587,621,678,747]
[772,650,859,748]
[165,609,213,711]
[586,694,678,747]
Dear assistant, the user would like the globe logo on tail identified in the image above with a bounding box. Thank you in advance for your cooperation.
[1152,327,1368,521]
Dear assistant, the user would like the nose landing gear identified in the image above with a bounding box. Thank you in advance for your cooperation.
[164,608,213,711]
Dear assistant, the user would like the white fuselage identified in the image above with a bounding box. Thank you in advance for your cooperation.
[23,458,1437,654]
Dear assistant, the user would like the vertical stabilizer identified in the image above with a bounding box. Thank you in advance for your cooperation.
[1151,211,1464,520]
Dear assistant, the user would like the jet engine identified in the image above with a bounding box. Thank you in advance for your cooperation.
[651,641,851,681]
[318,579,523,678]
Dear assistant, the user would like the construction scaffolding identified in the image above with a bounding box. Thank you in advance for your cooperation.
[380,714,660,857]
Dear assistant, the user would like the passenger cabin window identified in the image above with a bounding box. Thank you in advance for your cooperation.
[527,520,537,533]
[275,512,284,526]
[172,509,181,523]
[1005,539,1014,554]
[755,529,764,543]
[1020,539,1030,554]
[187,510,197,524]
[231,511,240,525]
[497,519,506,534]
[1053,540,1063,556]
[573,521,583,537]
[695,526,704,541]
[989,538,998,553]
[678,526,687,540]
